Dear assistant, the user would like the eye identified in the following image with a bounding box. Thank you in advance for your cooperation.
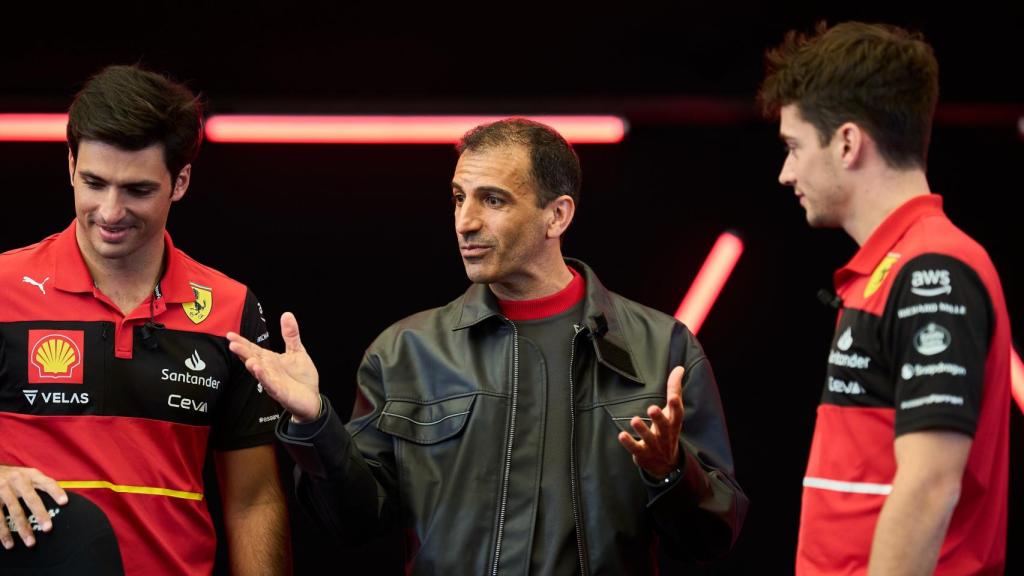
[484,195,504,208]
[452,192,465,206]
[84,179,105,190]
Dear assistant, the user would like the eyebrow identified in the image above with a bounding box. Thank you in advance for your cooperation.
[450,182,513,198]
[79,170,161,189]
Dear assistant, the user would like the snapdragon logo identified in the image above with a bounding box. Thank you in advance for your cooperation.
[901,362,967,380]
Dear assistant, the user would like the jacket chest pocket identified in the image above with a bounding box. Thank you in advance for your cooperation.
[376,394,475,444]
[601,395,663,441]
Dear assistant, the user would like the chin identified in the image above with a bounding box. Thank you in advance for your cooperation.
[462,263,496,285]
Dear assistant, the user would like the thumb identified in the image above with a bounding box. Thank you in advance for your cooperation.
[280,312,305,354]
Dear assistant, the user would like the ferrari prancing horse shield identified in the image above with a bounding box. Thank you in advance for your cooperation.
[184,282,212,324]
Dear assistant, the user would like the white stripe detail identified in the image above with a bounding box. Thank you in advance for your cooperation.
[380,410,470,427]
[900,394,964,410]
[803,476,892,495]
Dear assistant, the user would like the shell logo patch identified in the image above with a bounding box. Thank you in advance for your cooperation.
[864,253,900,299]
[183,282,213,324]
[28,330,85,384]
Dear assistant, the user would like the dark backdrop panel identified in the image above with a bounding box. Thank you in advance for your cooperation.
[1,117,1019,573]
[0,5,1020,574]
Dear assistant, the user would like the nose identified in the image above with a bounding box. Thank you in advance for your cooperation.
[778,153,797,187]
[96,188,128,224]
[455,201,481,236]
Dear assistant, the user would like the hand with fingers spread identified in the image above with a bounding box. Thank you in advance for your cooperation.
[617,366,685,480]
[227,312,322,423]
[0,465,67,550]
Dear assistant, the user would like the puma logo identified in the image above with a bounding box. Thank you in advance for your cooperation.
[22,276,49,295]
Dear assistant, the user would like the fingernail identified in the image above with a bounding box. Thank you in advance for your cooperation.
[42,521,52,531]
[2,537,12,550]
[25,536,35,547]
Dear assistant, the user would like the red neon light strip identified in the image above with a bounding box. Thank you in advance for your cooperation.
[674,232,744,335]
[203,115,626,144]
[1012,348,1024,413]
[0,114,625,144]
[0,114,68,141]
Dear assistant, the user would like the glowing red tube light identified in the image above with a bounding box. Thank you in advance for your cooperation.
[1012,348,1024,413]
[674,232,744,335]
[0,114,68,141]
[203,115,627,144]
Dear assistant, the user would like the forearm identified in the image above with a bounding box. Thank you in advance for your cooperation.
[647,442,746,560]
[868,476,960,575]
[223,497,290,576]
[278,396,395,540]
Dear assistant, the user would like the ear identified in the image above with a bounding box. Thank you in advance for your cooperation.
[171,164,191,202]
[546,195,576,239]
[68,148,76,186]
[835,122,865,169]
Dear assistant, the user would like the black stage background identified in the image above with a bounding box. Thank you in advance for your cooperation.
[2,5,1020,574]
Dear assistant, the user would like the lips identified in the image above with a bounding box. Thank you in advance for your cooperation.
[460,245,493,258]
[97,225,131,243]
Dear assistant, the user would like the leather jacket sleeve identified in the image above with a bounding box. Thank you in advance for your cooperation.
[275,351,399,543]
[648,322,748,561]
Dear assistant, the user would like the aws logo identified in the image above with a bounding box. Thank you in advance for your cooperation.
[28,330,85,384]
[910,269,952,297]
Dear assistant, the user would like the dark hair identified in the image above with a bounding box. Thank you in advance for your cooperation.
[457,117,581,207]
[67,64,203,179]
[759,21,939,169]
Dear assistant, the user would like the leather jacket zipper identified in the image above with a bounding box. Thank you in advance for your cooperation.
[569,323,589,575]
[491,319,520,575]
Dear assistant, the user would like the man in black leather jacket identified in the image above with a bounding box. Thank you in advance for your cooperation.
[229,118,748,574]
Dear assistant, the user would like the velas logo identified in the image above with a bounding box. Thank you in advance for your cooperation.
[28,330,85,384]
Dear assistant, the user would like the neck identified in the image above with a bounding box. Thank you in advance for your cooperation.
[488,252,573,301]
[843,168,930,246]
[76,228,166,313]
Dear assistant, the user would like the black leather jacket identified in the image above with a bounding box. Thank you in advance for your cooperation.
[279,260,747,574]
